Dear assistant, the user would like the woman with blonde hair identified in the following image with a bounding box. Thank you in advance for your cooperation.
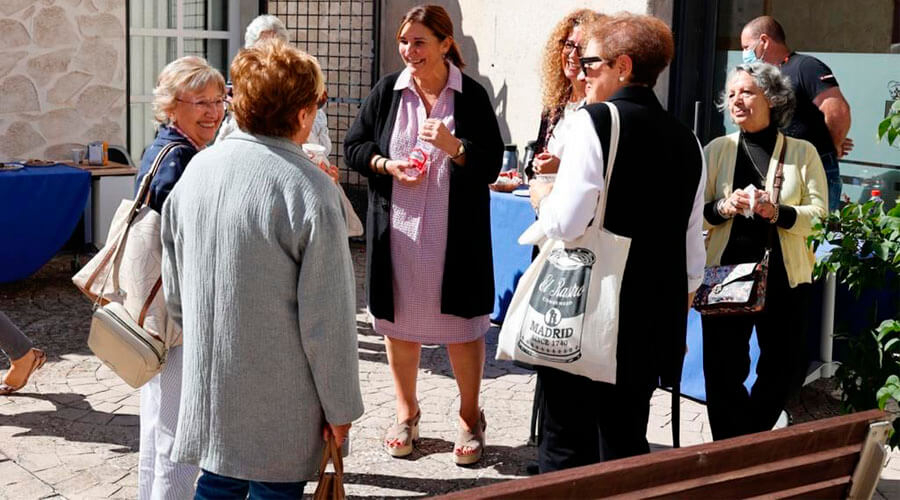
[135,55,225,500]
[528,9,604,176]
[161,39,363,497]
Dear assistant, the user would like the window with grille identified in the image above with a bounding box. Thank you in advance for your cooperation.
[264,1,380,217]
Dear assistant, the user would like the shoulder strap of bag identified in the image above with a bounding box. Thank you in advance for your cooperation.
[765,137,787,251]
[595,101,620,228]
[93,142,184,307]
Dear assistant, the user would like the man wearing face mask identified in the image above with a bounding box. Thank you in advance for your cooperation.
[741,16,851,212]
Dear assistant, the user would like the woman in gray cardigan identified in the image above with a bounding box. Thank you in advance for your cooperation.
[160,39,364,497]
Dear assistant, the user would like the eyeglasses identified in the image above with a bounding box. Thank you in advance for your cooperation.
[176,97,227,111]
[578,56,605,75]
[561,40,582,56]
[317,90,328,110]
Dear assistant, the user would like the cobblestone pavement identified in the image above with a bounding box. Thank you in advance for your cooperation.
[1,245,898,499]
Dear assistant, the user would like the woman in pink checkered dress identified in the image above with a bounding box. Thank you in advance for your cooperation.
[345,5,503,465]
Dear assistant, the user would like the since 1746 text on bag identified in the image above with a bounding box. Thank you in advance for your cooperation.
[496,102,630,385]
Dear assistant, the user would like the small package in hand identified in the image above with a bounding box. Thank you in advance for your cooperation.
[87,141,108,166]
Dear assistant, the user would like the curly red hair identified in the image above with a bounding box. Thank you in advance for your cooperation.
[230,39,324,138]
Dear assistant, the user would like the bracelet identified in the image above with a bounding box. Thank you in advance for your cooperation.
[380,158,388,175]
[716,198,733,219]
[769,203,780,224]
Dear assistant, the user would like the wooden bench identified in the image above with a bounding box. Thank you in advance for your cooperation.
[436,409,892,499]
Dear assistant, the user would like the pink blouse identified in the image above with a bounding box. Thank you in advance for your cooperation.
[373,63,490,344]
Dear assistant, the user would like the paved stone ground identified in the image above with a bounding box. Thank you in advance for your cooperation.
[1,244,898,499]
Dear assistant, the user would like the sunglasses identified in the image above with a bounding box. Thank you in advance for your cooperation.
[578,56,605,75]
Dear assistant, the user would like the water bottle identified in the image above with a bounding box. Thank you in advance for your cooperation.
[501,144,518,173]
[870,189,882,203]
[406,139,432,177]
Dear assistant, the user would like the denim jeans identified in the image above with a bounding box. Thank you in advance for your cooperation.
[820,151,841,213]
[195,470,307,500]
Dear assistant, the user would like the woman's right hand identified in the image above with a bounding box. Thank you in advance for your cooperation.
[719,189,751,217]
[532,151,561,175]
[385,159,425,187]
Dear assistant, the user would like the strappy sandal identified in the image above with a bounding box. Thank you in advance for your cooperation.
[454,409,486,465]
[384,409,421,458]
[0,349,46,396]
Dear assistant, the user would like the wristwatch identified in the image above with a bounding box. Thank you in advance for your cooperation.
[450,140,465,160]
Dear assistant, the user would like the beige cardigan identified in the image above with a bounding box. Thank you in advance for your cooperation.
[703,132,828,288]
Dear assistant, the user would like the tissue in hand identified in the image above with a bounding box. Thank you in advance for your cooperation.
[742,185,757,218]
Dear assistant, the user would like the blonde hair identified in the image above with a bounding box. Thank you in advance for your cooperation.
[152,56,225,126]
[540,9,604,118]
[230,39,325,138]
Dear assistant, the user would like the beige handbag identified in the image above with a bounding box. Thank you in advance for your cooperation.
[89,302,165,388]
[73,142,183,387]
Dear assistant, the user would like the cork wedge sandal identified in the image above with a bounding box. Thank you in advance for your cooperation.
[384,409,421,458]
[454,409,486,466]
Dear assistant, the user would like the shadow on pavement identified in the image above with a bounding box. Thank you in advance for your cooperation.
[0,392,139,452]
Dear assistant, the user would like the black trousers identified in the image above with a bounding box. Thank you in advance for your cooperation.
[536,366,657,472]
[701,263,811,441]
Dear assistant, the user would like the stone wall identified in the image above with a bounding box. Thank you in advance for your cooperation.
[0,0,126,161]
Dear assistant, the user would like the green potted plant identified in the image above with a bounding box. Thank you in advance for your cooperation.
[877,98,900,146]
[809,200,900,448]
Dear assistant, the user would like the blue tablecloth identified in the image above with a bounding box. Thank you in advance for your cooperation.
[0,164,91,283]
[490,189,535,322]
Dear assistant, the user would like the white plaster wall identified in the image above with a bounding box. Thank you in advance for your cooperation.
[380,0,673,149]
[0,0,126,160]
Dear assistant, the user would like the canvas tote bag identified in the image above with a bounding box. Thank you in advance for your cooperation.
[496,102,630,385]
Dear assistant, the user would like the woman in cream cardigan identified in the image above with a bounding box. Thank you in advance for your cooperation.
[702,62,827,440]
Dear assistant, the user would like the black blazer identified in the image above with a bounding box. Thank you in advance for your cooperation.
[344,70,504,321]
[585,86,703,388]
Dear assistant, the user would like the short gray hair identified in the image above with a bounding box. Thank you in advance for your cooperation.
[152,56,225,126]
[244,15,289,48]
[718,62,796,128]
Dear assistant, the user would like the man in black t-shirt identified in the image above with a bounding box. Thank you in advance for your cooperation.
[741,16,852,212]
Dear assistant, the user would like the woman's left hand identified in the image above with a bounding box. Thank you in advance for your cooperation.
[419,118,459,155]
[753,191,778,220]
[529,180,554,211]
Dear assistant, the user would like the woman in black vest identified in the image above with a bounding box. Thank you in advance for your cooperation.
[529,13,706,471]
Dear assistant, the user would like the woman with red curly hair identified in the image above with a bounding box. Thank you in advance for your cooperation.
[527,9,604,177]
[159,39,363,497]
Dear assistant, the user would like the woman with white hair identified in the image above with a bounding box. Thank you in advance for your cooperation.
[216,14,332,163]
[134,55,226,499]
[702,62,827,440]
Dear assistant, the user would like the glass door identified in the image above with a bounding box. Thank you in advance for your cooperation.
[674,0,900,207]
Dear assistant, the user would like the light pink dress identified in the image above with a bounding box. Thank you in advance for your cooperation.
[373,64,490,345]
